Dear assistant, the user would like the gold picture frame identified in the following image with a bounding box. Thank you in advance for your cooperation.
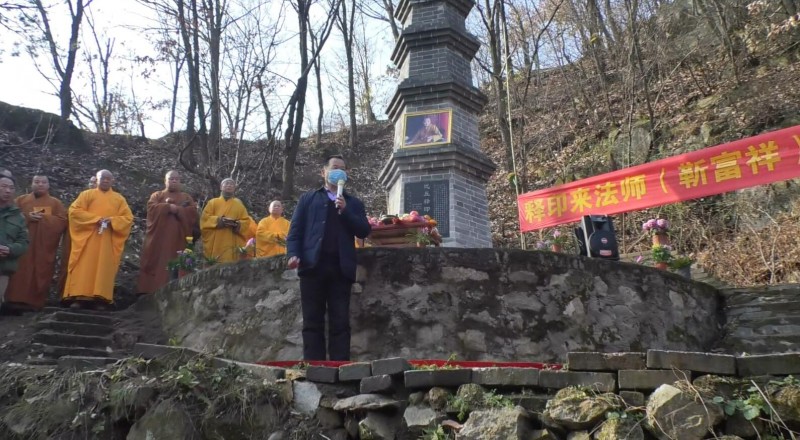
[402,109,452,148]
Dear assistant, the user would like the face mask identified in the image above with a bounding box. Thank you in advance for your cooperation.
[327,169,347,185]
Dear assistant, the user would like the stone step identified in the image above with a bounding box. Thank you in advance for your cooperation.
[49,311,117,327]
[32,331,113,350]
[720,334,800,354]
[42,306,117,316]
[728,323,800,338]
[35,320,114,337]
[25,357,59,366]
[725,293,800,307]
[30,343,115,359]
[58,356,118,371]
[725,302,800,317]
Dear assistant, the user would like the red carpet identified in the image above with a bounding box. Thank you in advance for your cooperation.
[258,359,562,369]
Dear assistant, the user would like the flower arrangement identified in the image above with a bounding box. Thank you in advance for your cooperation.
[238,237,256,257]
[670,255,693,270]
[551,229,570,247]
[167,237,214,272]
[651,244,673,264]
[642,218,670,235]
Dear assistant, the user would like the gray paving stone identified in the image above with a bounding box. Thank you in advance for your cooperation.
[647,350,736,375]
[737,353,800,376]
[619,391,645,407]
[567,352,646,371]
[339,362,372,382]
[57,356,115,371]
[372,357,411,376]
[211,358,286,382]
[360,375,395,394]
[618,369,691,390]
[307,366,338,383]
[404,369,472,388]
[133,343,203,362]
[472,367,539,387]
[538,371,616,392]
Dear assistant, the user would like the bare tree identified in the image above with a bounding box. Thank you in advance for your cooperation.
[335,0,358,150]
[281,0,341,199]
[72,9,114,133]
[12,0,93,121]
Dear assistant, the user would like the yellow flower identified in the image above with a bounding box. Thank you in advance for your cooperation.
[186,236,194,243]
[185,249,193,254]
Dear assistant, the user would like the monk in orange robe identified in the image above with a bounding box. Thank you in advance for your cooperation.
[256,200,290,258]
[136,170,197,295]
[57,175,96,296]
[64,170,133,310]
[4,175,67,311]
[200,178,251,263]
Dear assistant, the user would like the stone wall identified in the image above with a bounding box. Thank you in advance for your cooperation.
[155,248,722,364]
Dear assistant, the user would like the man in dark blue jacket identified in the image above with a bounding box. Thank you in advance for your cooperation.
[286,155,371,360]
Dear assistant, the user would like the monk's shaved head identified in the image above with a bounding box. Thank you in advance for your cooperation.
[32,175,50,196]
[269,200,283,217]
[220,178,236,198]
[165,170,181,191]
[96,169,114,192]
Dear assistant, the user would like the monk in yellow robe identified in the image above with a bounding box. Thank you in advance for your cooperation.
[57,174,96,296]
[200,178,251,263]
[136,171,197,295]
[5,176,67,311]
[64,170,133,309]
[256,200,290,258]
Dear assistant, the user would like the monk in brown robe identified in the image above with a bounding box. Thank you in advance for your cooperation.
[136,170,197,294]
[4,175,67,311]
[57,175,97,296]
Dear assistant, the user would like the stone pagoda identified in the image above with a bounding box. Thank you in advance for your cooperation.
[378,0,496,248]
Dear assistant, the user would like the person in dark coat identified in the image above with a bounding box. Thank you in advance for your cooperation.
[286,155,371,361]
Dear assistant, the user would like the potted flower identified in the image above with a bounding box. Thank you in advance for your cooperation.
[651,244,672,270]
[670,255,693,279]
[642,218,670,246]
[238,237,256,259]
[167,237,217,278]
[550,230,570,252]
[168,247,197,278]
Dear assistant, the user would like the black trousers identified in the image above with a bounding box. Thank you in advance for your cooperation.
[299,258,352,361]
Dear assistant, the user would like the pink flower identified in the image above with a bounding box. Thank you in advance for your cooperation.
[552,230,562,238]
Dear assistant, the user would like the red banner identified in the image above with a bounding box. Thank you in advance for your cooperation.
[518,125,800,232]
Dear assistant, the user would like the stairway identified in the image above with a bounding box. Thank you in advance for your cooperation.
[29,307,121,367]
[717,284,800,355]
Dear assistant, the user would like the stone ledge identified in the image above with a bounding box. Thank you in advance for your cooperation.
[567,352,646,371]
[307,366,339,384]
[471,367,539,387]
[618,369,691,391]
[372,357,412,376]
[647,350,736,375]
[539,371,616,392]
[737,353,800,376]
[339,362,372,382]
[404,369,472,388]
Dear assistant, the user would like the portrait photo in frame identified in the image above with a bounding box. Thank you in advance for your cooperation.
[402,109,452,148]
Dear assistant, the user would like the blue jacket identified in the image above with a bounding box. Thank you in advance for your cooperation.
[286,187,371,281]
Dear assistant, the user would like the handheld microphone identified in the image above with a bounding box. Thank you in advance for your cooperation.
[337,179,345,214]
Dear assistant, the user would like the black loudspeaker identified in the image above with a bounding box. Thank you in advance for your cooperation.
[574,215,619,260]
